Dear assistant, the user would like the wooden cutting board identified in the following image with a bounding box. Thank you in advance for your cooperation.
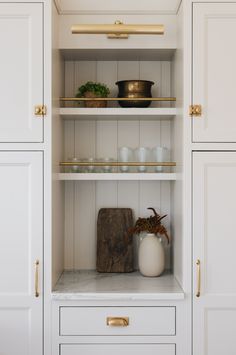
[96,208,134,273]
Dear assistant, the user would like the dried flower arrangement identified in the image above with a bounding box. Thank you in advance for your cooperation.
[128,207,170,244]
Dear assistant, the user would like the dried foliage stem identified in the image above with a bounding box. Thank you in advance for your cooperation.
[128,207,170,244]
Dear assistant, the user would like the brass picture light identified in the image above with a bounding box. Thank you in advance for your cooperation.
[71,20,164,39]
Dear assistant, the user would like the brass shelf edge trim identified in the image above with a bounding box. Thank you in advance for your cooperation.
[60,97,176,102]
[60,161,176,167]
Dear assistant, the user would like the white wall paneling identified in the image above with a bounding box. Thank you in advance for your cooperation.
[63,60,173,271]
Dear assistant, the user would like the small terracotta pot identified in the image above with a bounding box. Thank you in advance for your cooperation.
[84,91,107,108]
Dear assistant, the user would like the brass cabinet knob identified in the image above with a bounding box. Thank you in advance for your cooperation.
[189,104,202,117]
[106,317,129,327]
[34,105,46,116]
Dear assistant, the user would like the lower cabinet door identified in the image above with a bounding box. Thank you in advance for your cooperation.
[60,344,175,355]
[193,152,236,355]
[0,152,43,355]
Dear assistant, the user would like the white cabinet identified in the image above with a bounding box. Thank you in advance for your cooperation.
[0,3,44,142]
[0,151,43,355]
[193,152,236,355]
[192,3,236,143]
[60,344,176,355]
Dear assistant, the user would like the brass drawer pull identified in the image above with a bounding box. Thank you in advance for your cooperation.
[35,260,40,298]
[106,317,129,327]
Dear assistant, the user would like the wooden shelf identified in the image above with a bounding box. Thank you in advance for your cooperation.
[57,173,177,181]
[60,107,177,120]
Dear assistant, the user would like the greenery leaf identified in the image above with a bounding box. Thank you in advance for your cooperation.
[75,81,110,98]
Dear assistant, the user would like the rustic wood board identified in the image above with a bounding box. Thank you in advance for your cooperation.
[96,208,134,273]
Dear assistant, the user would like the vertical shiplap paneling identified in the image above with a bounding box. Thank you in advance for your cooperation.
[140,61,161,107]
[97,61,118,107]
[74,61,97,92]
[63,62,76,269]
[74,181,96,269]
[63,60,172,270]
[64,61,75,108]
[117,181,140,268]
[117,61,140,81]
[160,62,172,268]
[95,181,118,228]
[116,60,143,268]
[160,62,171,108]
[95,119,118,240]
[64,181,75,270]
[96,121,117,160]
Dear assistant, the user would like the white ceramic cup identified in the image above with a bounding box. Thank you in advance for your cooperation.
[119,147,133,172]
[135,147,150,172]
[152,146,168,172]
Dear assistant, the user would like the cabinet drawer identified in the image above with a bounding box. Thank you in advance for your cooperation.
[60,344,176,355]
[60,307,176,336]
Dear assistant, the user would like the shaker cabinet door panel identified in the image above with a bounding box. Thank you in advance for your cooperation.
[193,152,236,355]
[0,3,43,142]
[192,3,236,142]
[0,151,43,355]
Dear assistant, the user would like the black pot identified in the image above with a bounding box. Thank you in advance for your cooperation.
[116,80,154,108]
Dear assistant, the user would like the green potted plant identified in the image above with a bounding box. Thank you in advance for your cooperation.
[75,81,110,108]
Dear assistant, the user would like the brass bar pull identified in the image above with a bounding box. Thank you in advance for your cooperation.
[196,259,201,297]
[106,317,129,327]
[35,260,40,298]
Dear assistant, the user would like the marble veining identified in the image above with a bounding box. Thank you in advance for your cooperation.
[52,270,184,300]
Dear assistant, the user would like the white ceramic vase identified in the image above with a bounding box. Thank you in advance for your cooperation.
[138,233,165,277]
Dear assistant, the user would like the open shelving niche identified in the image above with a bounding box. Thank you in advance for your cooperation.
[52,46,184,300]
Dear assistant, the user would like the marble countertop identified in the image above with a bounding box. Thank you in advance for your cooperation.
[52,270,184,300]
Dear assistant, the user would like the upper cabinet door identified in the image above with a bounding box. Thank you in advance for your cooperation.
[192,3,236,143]
[0,3,43,142]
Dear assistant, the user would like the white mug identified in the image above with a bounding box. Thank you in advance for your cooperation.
[135,147,150,172]
[152,146,168,172]
[119,147,133,172]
